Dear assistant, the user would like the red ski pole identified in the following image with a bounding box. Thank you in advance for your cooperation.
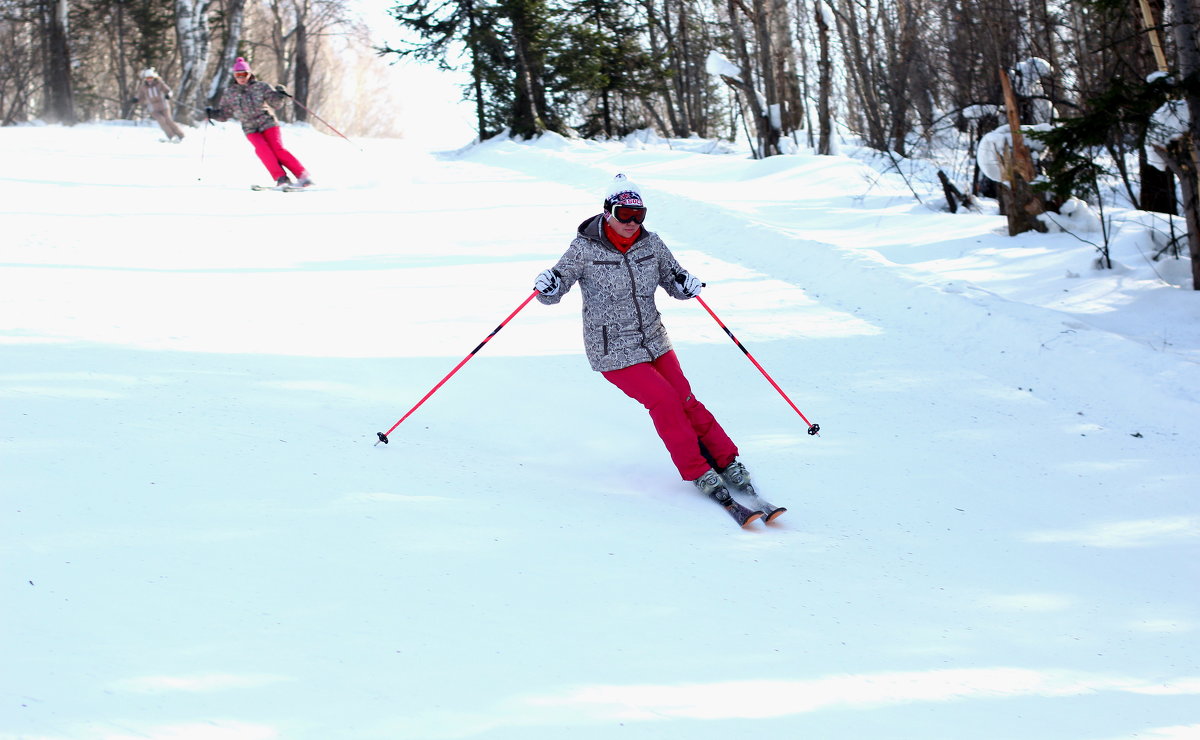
[694,295,820,436]
[277,88,357,148]
[375,290,541,446]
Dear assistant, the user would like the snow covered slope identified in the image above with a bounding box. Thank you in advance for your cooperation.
[2,123,1197,740]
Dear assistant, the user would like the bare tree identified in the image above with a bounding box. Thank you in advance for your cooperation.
[207,0,247,106]
[1163,0,1200,288]
[175,0,214,124]
[830,0,885,150]
[252,0,353,123]
[0,3,39,125]
[813,0,832,153]
[642,0,721,139]
[723,0,776,156]
[41,0,75,123]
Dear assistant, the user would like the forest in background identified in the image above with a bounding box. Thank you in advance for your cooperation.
[0,0,412,136]
[2,0,1199,287]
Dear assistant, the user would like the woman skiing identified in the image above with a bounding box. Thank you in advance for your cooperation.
[131,68,185,142]
[205,57,314,189]
[533,174,777,526]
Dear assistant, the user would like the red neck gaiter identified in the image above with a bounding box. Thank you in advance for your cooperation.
[603,220,641,253]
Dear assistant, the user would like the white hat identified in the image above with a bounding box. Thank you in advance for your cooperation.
[604,173,644,210]
[141,68,158,79]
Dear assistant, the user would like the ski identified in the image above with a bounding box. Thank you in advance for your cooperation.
[719,466,787,523]
[250,184,312,192]
[735,484,787,523]
[710,488,764,528]
[726,482,786,523]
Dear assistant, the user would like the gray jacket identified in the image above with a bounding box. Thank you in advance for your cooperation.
[539,215,693,372]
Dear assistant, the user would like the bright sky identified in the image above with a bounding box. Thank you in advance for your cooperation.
[352,0,477,145]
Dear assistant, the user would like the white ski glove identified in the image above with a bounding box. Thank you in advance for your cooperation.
[535,268,561,296]
[677,271,702,298]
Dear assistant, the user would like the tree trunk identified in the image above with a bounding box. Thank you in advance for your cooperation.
[998,67,1044,234]
[1167,0,1200,287]
[814,0,832,154]
[207,0,246,106]
[681,0,705,136]
[1140,148,1177,214]
[774,0,803,136]
[465,0,486,139]
[1156,143,1200,288]
[294,20,309,123]
[591,6,612,136]
[831,0,885,150]
[646,0,686,137]
[175,0,214,125]
[726,0,771,157]
[883,0,918,156]
[751,0,781,154]
[938,170,972,213]
[115,1,132,118]
[1001,167,1049,236]
[510,27,545,136]
[42,0,75,124]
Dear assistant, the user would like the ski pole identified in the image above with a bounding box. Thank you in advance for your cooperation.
[169,99,206,116]
[276,88,357,148]
[197,116,210,182]
[694,294,820,436]
[375,289,541,446]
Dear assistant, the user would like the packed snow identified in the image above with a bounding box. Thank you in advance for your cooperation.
[2,120,1198,740]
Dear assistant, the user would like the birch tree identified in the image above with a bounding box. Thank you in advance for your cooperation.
[175,0,214,124]
[208,0,247,105]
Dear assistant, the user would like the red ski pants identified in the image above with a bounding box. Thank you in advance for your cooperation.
[246,126,307,181]
[602,350,738,481]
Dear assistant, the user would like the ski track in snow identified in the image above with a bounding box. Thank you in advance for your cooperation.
[1,123,1198,740]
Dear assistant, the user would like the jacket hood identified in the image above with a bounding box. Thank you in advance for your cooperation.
[577,214,602,239]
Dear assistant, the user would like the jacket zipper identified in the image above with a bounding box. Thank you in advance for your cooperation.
[622,250,652,361]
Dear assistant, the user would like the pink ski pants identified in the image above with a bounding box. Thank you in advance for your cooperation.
[245,126,307,181]
[602,350,739,481]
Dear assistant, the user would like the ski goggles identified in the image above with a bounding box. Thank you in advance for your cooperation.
[609,205,647,224]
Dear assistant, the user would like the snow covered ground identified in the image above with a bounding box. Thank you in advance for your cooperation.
[2,121,1197,740]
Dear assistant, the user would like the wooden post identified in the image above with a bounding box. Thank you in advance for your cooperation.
[1138,0,1170,74]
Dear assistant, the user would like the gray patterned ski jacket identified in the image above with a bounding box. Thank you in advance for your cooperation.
[539,214,694,372]
[211,78,287,134]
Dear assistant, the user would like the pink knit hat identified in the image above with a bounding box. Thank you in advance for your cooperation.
[232,57,251,73]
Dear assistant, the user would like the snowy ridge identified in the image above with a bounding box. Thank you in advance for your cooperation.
[465,134,1200,425]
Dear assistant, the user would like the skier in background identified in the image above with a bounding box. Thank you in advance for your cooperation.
[131,68,185,143]
[532,174,770,524]
[205,57,314,189]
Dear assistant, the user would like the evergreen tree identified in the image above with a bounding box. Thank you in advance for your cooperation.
[387,0,567,138]
[554,0,664,138]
